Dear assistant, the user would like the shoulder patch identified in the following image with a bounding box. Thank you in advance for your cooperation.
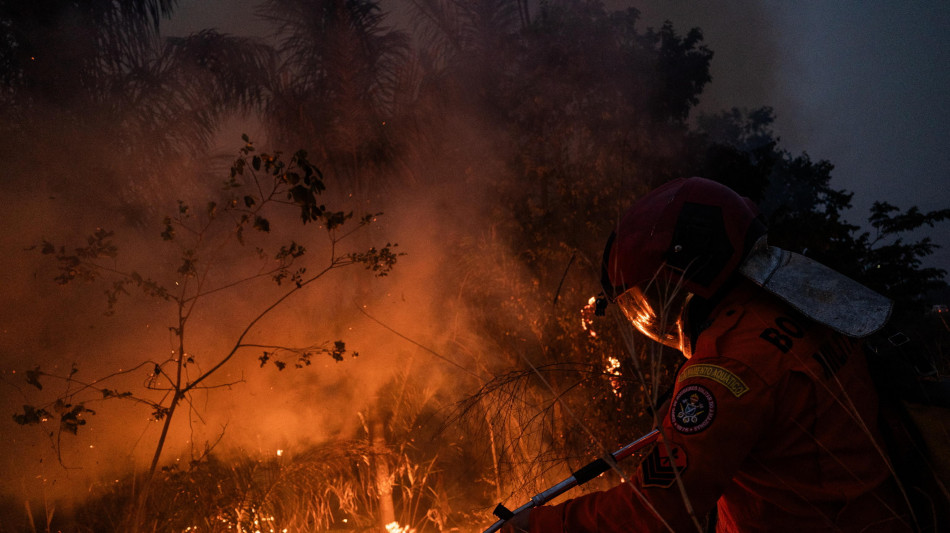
[640,444,688,488]
[677,364,749,398]
[671,384,716,434]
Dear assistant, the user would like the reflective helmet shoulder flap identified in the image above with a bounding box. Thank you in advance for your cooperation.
[603,177,766,300]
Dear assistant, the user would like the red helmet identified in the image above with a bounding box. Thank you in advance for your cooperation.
[602,177,766,301]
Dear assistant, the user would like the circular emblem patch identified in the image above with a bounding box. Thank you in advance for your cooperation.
[671,384,716,434]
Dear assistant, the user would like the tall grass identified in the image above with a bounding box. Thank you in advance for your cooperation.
[12,438,475,533]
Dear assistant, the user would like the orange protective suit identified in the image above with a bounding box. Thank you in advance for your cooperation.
[527,281,912,532]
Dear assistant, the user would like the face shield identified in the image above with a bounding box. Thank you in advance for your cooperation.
[615,279,694,357]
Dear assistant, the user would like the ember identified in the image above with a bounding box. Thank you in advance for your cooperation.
[606,356,623,397]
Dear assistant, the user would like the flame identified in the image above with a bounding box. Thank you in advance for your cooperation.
[186,513,283,533]
[580,296,599,338]
[606,356,623,397]
[385,522,415,533]
[606,356,621,374]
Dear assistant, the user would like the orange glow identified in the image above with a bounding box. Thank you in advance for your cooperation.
[615,285,693,357]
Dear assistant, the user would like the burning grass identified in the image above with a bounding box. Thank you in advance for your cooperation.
[6,439,486,533]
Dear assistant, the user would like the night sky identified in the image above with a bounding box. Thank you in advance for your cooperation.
[631,0,950,271]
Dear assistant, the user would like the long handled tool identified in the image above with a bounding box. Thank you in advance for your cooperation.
[483,428,661,532]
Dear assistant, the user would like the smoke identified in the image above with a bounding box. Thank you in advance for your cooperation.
[0,42,511,507]
[5,0,946,521]
[0,0,753,506]
[14,1,603,510]
[626,0,784,120]
[628,0,950,270]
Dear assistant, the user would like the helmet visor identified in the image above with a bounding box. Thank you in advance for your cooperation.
[616,282,693,355]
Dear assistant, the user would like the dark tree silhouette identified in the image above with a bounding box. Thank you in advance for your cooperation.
[698,107,950,367]
[259,0,412,186]
[0,1,276,222]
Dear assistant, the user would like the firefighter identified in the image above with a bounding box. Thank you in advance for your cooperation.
[502,177,913,532]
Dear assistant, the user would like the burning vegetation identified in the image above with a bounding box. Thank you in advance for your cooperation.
[1,1,948,532]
